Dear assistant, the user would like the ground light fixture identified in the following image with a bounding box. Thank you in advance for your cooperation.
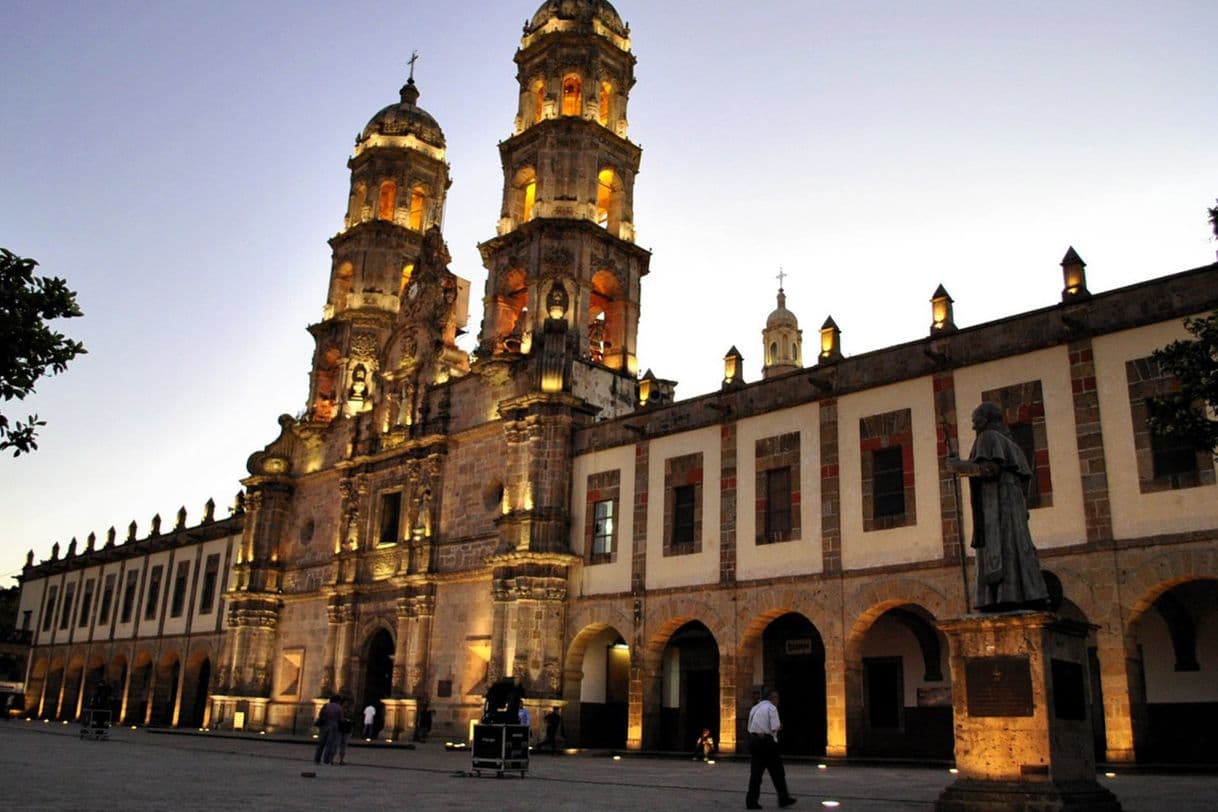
[1104,772,1116,778]
[821,802,841,809]
[817,763,827,770]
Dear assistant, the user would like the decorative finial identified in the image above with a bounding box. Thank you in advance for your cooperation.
[776,267,787,292]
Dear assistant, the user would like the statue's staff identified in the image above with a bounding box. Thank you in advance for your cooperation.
[942,414,971,614]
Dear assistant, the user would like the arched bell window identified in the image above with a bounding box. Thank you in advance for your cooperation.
[534,81,546,123]
[408,185,427,231]
[561,74,582,117]
[377,181,397,221]
[598,82,612,125]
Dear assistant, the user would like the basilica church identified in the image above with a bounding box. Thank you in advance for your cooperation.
[15,0,1218,764]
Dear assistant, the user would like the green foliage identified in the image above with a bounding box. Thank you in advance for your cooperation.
[0,248,87,456]
[1210,201,1218,240]
[1148,310,1218,456]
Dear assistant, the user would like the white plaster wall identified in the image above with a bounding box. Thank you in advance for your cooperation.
[838,377,943,570]
[1137,609,1218,703]
[646,426,721,590]
[736,403,823,581]
[953,345,1087,550]
[1093,320,1218,539]
[860,615,945,706]
[158,554,193,638]
[579,627,621,703]
[570,444,634,596]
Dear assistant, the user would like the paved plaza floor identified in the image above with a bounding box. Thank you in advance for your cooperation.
[0,721,1214,811]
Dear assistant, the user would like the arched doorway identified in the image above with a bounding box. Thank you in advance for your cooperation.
[659,621,719,752]
[760,613,826,756]
[125,655,152,725]
[1131,578,1218,763]
[571,626,630,748]
[43,661,64,719]
[361,629,395,737]
[150,655,180,727]
[180,654,211,728]
[855,605,951,758]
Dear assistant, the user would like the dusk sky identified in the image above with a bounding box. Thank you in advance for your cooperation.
[2,0,1215,581]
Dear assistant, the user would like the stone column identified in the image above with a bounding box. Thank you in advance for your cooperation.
[408,594,435,697]
[825,638,850,758]
[718,648,737,754]
[393,598,413,697]
[1094,639,1144,763]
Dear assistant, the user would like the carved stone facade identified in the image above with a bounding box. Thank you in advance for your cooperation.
[14,1,1218,767]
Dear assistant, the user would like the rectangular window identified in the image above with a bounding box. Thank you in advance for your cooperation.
[120,571,139,624]
[378,492,402,547]
[170,561,190,618]
[1009,422,1041,507]
[144,565,163,621]
[98,574,115,626]
[592,499,614,557]
[672,485,696,546]
[78,579,95,628]
[42,586,58,632]
[59,584,75,630]
[1148,402,1199,479]
[764,467,792,542]
[199,554,220,615]
[873,447,906,519]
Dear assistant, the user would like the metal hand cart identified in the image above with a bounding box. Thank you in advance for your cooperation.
[80,708,111,741]
[471,723,529,777]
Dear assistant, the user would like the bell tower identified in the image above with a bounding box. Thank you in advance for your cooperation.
[477,0,649,376]
[305,70,463,425]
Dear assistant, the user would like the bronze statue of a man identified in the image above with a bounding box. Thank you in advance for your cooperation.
[948,402,1050,612]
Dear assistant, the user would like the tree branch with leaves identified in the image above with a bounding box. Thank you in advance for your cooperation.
[0,248,87,456]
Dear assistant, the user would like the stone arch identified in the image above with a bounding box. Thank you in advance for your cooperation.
[27,656,48,718]
[150,648,183,727]
[561,73,582,116]
[1122,560,1218,764]
[377,180,397,221]
[62,654,86,721]
[407,183,429,231]
[357,623,396,735]
[125,649,154,725]
[595,167,624,234]
[181,646,214,729]
[843,578,953,759]
[564,618,631,748]
[588,269,623,367]
[509,165,537,225]
[738,605,828,756]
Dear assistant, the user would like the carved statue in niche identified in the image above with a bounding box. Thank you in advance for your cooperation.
[546,283,569,319]
[543,659,562,694]
[347,364,369,401]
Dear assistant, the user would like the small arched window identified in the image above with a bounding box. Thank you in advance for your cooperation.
[523,180,537,222]
[598,82,612,125]
[596,168,620,229]
[377,181,397,221]
[561,75,582,117]
[535,81,546,123]
[769,342,778,364]
[408,185,426,231]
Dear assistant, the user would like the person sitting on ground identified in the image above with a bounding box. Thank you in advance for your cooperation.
[693,727,716,761]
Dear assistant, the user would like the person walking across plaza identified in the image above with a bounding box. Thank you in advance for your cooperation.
[336,697,353,765]
[313,694,344,765]
[541,706,564,754]
[745,690,795,809]
[362,701,377,739]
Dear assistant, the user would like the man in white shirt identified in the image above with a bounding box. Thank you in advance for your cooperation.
[745,690,796,809]
[362,702,377,739]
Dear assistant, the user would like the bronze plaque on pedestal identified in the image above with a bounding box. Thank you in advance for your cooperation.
[965,656,1033,717]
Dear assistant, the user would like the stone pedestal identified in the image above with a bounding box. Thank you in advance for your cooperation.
[935,612,1121,812]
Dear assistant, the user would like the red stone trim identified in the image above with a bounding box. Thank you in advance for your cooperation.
[859,408,916,532]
